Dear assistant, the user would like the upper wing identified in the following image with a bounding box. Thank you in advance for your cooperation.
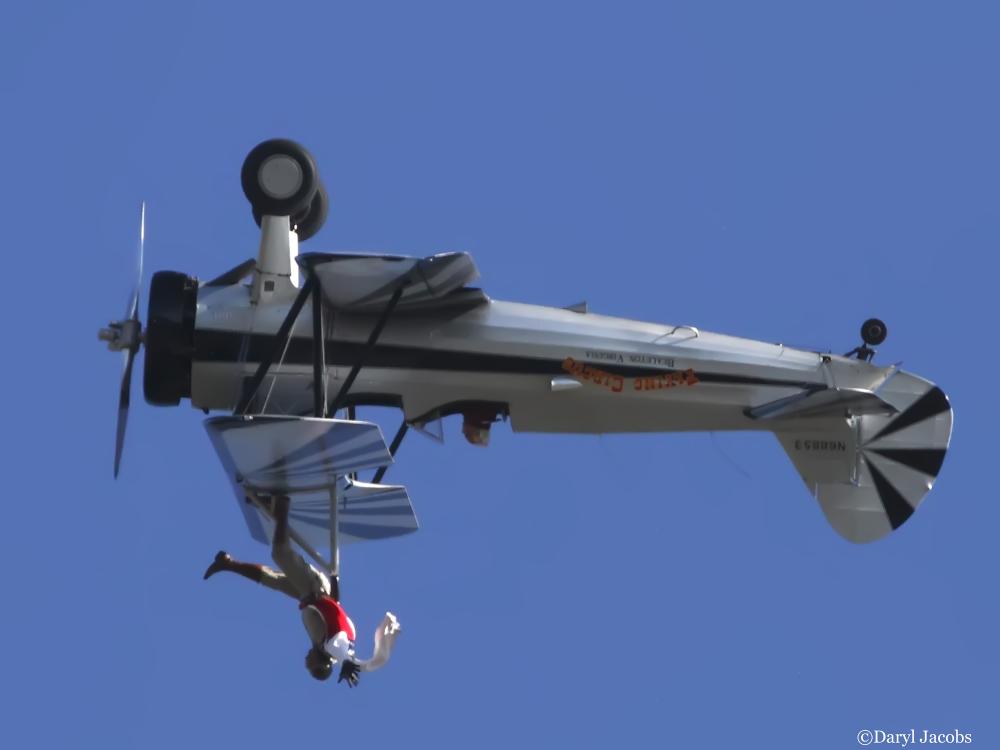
[297,251,487,314]
[205,415,418,547]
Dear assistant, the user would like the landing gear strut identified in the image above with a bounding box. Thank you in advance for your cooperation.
[845,318,887,362]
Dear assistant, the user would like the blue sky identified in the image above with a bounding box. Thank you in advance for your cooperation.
[3,2,996,748]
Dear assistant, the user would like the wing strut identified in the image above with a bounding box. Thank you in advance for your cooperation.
[236,275,407,418]
[235,273,317,414]
[312,278,328,418]
[244,489,334,573]
[328,285,405,414]
[346,405,357,480]
[235,267,332,417]
[371,420,409,484]
[329,482,339,579]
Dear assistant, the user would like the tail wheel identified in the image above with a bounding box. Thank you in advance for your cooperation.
[241,139,319,217]
[861,318,888,346]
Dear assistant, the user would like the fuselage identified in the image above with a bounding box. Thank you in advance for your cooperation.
[175,281,893,436]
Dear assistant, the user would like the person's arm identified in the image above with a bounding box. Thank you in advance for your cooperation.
[357,612,401,673]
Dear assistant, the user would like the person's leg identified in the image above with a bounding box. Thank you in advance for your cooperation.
[202,550,299,598]
[203,550,262,583]
[270,495,327,599]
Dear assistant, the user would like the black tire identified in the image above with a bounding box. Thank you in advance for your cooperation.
[861,318,888,346]
[252,181,329,242]
[293,181,329,241]
[241,139,319,217]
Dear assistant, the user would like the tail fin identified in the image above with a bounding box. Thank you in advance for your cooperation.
[775,371,953,543]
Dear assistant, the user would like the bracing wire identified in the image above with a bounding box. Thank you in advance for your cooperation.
[709,431,753,480]
[260,329,295,414]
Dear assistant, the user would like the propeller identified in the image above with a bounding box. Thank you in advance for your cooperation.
[98,202,145,478]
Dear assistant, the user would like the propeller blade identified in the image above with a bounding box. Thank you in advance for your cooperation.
[126,201,145,321]
[114,201,145,478]
[114,346,137,478]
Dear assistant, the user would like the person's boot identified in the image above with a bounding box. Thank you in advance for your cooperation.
[202,550,263,583]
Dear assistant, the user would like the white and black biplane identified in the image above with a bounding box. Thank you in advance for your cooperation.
[99,139,953,579]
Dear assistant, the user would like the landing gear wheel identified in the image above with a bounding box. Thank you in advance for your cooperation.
[294,182,329,241]
[252,181,329,242]
[861,318,887,346]
[241,139,319,217]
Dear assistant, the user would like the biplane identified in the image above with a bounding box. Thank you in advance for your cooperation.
[99,139,953,580]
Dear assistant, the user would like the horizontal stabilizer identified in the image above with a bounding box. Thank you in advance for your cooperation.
[748,387,897,421]
[775,371,952,543]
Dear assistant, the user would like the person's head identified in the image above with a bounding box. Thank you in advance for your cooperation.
[305,647,333,681]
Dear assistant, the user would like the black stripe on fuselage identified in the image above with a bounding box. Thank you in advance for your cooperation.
[193,329,818,389]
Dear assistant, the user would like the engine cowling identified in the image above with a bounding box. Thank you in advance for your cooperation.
[143,271,197,406]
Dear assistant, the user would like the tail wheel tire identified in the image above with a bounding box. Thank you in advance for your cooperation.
[241,139,319,217]
[861,318,888,346]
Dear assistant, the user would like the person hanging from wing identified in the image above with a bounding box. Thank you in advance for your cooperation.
[202,495,400,685]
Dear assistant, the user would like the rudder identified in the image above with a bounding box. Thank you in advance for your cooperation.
[775,371,953,543]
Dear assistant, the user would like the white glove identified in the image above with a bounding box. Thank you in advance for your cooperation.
[359,612,401,672]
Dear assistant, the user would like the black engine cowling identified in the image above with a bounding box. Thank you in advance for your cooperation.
[143,271,197,406]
